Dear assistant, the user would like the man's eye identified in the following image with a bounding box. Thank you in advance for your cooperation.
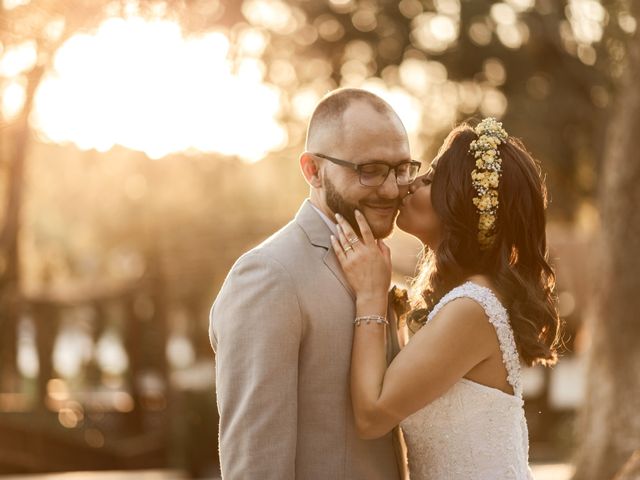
[360,165,388,175]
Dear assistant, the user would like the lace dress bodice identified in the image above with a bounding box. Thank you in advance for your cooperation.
[400,282,534,480]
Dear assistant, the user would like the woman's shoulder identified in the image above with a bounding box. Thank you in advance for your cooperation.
[431,275,497,306]
[463,275,508,306]
[430,295,490,327]
[429,282,497,333]
[429,276,508,326]
[423,293,499,360]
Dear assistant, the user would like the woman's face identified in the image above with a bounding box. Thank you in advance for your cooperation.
[396,163,443,248]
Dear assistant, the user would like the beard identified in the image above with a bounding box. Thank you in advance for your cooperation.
[324,175,398,239]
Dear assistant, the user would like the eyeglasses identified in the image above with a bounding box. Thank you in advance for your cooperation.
[312,153,422,187]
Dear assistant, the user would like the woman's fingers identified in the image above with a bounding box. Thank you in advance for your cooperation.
[354,210,374,244]
[335,214,361,249]
[336,224,354,254]
[334,211,374,246]
[330,235,347,265]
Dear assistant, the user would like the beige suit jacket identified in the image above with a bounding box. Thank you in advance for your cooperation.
[210,200,404,479]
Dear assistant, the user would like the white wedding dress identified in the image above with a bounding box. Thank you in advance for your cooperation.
[400,282,535,480]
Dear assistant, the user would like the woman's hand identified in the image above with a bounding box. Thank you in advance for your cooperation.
[330,210,392,308]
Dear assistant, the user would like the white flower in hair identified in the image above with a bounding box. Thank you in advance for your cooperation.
[469,118,508,249]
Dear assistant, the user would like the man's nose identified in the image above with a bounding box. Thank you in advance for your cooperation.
[377,169,400,199]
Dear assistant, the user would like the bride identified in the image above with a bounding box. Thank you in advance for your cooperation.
[331,118,561,479]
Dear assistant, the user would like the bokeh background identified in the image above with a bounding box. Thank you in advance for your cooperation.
[1,1,639,479]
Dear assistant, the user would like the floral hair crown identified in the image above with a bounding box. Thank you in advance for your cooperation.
[469,117,508,250]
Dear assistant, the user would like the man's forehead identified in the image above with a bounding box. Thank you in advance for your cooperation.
[342,102,401,127]
[341,111,409,150]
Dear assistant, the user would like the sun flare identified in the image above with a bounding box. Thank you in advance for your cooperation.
[31,17,287,161]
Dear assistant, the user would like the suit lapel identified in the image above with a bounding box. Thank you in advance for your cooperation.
[295,200,355,300]
[323,248,356,299]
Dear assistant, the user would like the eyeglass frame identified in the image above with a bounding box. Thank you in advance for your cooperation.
[311,153,422,187]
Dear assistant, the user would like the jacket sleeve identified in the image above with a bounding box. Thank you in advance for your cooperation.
[210,251,302,480]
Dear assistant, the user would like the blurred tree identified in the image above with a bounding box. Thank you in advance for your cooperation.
[0,0,244,390]
[0,0,113,390]
[249,0,611,218]
[572,1,640,479]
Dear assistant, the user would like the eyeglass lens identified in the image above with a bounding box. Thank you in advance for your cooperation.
[359,163,419,186]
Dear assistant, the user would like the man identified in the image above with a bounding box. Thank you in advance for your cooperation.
[209,88,418,479]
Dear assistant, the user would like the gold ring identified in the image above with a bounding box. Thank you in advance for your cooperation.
[344,245,353,252]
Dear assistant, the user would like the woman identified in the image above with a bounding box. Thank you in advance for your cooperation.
[330,118,561,479]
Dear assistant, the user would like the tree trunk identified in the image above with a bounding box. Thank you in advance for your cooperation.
[0,64,45,390]
[572,9,640,480]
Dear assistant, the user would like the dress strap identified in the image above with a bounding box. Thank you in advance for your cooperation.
[427,281,523,398]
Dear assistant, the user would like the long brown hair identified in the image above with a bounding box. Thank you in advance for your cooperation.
[409,123,561,366]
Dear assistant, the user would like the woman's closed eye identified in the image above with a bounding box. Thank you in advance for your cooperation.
[408,172,433,194]
[422,166,435,184]
[422,176,433,186]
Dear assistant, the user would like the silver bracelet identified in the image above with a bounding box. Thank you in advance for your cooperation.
[354,315,389,327]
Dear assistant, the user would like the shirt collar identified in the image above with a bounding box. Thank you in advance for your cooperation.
[310,202,338,236]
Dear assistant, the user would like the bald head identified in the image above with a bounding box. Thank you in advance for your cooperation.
[299,88,412,239]
[305,88,406,153]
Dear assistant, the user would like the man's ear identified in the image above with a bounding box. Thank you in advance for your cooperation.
[300,152,323,188]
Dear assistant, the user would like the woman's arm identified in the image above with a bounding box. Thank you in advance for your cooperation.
[330,211,391,437]
[332,212,496,439]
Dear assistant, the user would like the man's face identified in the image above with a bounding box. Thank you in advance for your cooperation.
[319,103,411,239]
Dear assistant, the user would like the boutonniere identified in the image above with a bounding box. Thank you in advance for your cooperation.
[389,285,430,332]
[389,285,411,325]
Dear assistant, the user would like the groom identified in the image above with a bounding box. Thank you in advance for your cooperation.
[210,88,412,479]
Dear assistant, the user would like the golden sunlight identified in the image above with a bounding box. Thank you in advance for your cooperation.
[31,17,288,161]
